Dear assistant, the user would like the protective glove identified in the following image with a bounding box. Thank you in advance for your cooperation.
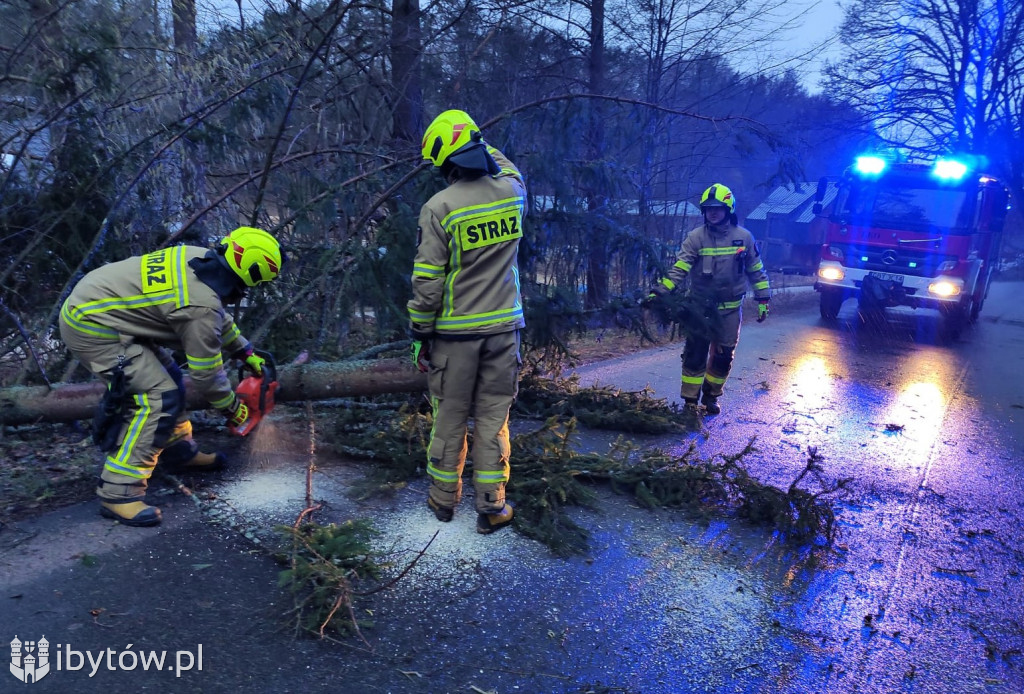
[411,340,430,373]
[225,399,250,429]
[637,292,658,307]
[242,348,266,376]
[757,299,770,323]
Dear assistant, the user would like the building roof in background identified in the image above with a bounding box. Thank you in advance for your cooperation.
[0,119,52,174]
[795,183,838,222]
[746,182,839,223]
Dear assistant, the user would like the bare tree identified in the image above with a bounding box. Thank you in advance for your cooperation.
[390,0,424,144]
[826,0,1024,211]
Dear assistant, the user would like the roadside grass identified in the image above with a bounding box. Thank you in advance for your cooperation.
[0,429,97,522]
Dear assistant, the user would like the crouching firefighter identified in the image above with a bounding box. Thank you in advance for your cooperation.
[647,184,770,415]
[408,109,526,534]
[58,227,285,526]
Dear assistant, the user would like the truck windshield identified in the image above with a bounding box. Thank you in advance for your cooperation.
[843,184,973,233]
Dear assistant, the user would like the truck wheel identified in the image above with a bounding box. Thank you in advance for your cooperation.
[970,272,990,322]
[820,290,844,320]
[970,297,983,322]
[939,316,963,343]
[939,300,972,343]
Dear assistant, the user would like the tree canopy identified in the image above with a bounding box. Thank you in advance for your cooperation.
[0,0,922,384]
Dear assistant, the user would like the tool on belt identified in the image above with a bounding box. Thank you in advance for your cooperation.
[93,355,129,452]
[229,349,278,437]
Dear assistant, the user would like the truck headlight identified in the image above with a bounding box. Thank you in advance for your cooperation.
[818,263,845,281]
[928,280,962,297]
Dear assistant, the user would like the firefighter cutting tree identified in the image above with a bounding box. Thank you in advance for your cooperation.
[57,226,285,527]
[646,183,772,416]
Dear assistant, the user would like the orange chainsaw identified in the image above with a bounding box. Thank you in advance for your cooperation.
[229,349,279,437]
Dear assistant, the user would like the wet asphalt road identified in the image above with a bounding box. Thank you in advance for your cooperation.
[2,282,1022,694]
[575,280,1024,692]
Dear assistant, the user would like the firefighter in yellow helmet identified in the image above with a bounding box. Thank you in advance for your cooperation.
[648,184,770,415]
[58,227,285,526]
[409,109,525,534]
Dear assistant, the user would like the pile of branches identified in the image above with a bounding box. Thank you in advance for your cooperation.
[325,365,702,499]
[508,420,849,557]
[264,398,849,637]
[326,402,433,498]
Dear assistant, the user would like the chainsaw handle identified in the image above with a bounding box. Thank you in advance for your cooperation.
[255,348,277,382]
[237,348,277,382]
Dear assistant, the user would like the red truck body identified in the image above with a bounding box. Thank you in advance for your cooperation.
[812,156,1009,337]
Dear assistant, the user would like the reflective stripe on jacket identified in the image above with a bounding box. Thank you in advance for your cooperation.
[408,147,527,336]
[655,223,771,309]
[61,245,249,409]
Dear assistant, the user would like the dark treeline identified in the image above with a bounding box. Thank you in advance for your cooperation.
[1,0,1019,385]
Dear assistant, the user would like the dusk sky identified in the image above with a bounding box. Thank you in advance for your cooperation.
[196,0,847,92]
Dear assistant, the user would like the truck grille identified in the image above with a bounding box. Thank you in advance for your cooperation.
[832,244,956,277]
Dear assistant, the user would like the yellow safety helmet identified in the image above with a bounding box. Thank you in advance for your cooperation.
[421,109,498,174]
[219,226,283,287]
[700,183,736,213]
[421,109,480,167]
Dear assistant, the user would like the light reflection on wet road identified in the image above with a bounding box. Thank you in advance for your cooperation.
[573,282,1024,692]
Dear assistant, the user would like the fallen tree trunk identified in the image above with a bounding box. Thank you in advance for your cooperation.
[0,358,426,425]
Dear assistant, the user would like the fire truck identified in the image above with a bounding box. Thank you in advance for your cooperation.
[812,155,1009,337]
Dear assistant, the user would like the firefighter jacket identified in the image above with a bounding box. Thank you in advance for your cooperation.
[654,222,771,311]
[408,146,527,338]
[61,246,251,412]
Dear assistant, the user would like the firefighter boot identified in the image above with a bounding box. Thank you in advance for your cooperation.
[159,439,226,473]
[177,450,227,472]
[701,394,721,415]
[476,503,514,535]
[99,499,162,527]
[97,478,161,527]
[428,497,454,522]
[683,398,702,416]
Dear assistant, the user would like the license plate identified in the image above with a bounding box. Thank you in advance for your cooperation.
[868,271,904,283]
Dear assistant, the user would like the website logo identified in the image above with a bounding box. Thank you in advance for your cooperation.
[8,636,204,682]
[10,635,51,684]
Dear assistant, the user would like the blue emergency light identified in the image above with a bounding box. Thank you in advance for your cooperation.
[854,156,887,176]
[932,159,968,181]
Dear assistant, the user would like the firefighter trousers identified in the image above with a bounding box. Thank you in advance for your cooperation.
[680,307,742,402]
[425,330,521,514]
[59,316,197,501]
